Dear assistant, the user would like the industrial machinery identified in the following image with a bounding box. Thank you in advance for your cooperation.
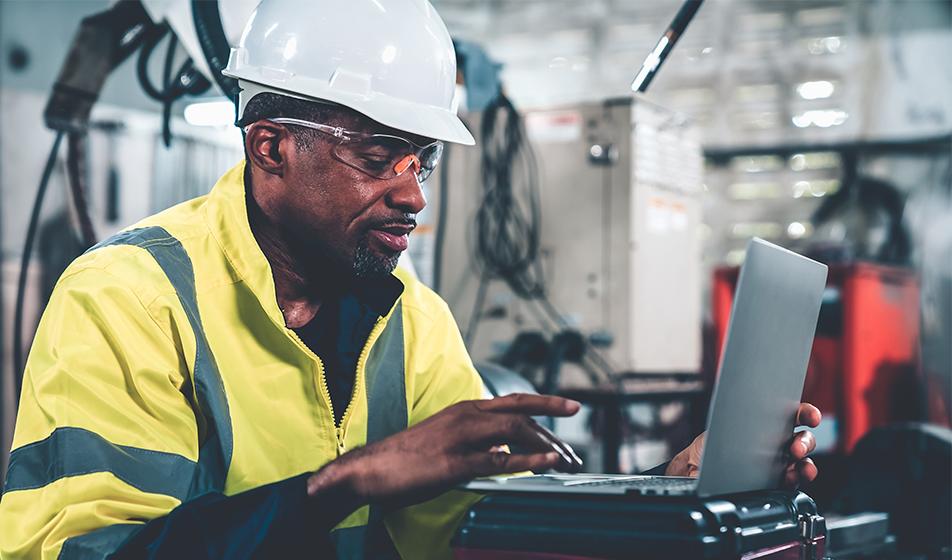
[435,97,705,381]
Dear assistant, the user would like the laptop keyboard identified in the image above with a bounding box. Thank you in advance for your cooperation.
[570,477,698,493]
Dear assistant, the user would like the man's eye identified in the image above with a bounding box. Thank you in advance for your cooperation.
[359,153,389,162]
[358,155,392,170]
[359,154,390,164]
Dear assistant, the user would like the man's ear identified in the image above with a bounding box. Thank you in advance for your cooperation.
[245,121,290,176]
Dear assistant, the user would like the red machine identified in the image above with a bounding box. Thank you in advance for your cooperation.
[712,262,921,453]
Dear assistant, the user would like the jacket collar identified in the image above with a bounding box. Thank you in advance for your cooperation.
[203,161,403,327]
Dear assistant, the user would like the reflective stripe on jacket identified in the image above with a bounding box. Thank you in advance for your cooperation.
[1,161,482,559]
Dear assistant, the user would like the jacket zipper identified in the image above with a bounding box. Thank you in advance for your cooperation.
[337,317,387,454]
[286,316,388,457]
[313,358,345,456]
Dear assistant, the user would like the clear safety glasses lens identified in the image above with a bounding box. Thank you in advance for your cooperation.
[333,136,443,182]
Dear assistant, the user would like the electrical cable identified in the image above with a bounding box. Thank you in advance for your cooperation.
[13,132,65,401]
[466,92,542,346]
[66,132,97,247]
[472,92,545,301]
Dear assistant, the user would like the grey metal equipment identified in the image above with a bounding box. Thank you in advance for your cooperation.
[439,98,705,378]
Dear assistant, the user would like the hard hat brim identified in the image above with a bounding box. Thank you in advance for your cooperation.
[365,95,476,146]
[230,78,476,146]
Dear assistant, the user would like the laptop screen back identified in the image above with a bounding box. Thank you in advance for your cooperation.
[696,238,827,497]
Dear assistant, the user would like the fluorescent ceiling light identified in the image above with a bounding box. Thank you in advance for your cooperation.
[787,222,809,239]
[184,100,235,127]
[792,109,848,128]
[797,80,835,100]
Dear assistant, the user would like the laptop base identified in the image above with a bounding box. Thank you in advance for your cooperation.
[464,474,699,496]
[453,490,827,560]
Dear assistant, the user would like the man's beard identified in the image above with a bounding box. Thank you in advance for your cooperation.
[352,237,400,278]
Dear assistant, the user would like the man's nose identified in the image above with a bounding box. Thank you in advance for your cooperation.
[385,164,427,214]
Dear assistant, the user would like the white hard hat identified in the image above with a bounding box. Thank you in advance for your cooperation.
[222,0,474,145]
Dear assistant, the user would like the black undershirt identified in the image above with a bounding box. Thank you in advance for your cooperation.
[289,274,405,424]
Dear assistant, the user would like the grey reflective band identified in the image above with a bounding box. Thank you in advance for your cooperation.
[4,426,195,500]
[364,302,408,445]
[332,303,407,559]
[86,226,233,496]
[58,523,140,560]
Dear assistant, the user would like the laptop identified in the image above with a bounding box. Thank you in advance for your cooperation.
[465,238,828,498]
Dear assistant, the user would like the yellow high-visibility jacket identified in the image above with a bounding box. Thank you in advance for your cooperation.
[0,161,482,559]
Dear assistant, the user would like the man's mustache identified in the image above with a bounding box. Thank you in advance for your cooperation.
[366,214,417,230]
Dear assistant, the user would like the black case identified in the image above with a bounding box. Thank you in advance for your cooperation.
[453,490,826,560]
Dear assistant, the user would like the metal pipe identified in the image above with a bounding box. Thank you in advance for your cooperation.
[630,0,704,93]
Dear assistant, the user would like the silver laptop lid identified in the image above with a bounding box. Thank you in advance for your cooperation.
[696,238,827,497]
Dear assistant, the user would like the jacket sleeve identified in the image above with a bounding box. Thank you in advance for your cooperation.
[403,296,484,424]
[0,265,331,559]
[111,473,334,559]
[0,264,203,558]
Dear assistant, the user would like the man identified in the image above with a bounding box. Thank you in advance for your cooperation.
[0,1,819,558]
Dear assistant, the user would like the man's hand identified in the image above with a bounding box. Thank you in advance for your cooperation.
[665,402,822,487]
[307,394,582,515]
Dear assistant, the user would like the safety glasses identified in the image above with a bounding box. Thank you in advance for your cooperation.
[261,117,443,183]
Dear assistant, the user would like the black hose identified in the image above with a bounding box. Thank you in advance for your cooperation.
[161,33,178,147]
[66,132,97,247]
[191,0,239,102]
[137,25,211,148]
[136,24,170,102]
[14,132,65,400]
